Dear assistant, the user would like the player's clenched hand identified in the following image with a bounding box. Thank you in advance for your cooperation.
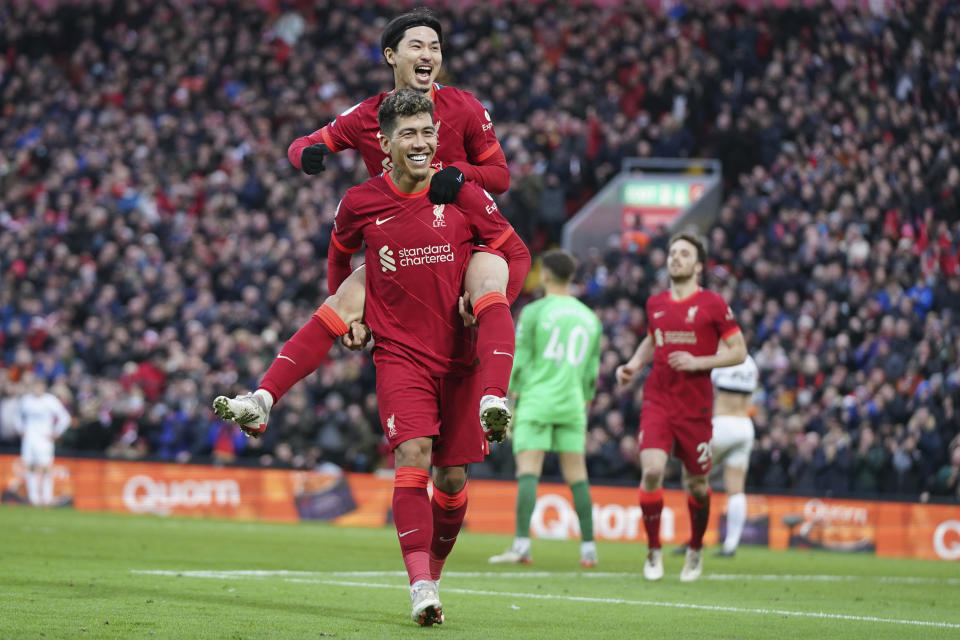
[342,321,371,350]
[458,292,477,327]
[615,364,636,388]
[301,143,330,174]
[668,351,699,371]
[429,166,465,204]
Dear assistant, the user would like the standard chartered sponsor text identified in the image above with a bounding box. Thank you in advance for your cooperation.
[398,244,454,266]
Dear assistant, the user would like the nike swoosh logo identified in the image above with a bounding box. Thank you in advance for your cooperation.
[277,354,296,364]
[492,350,513,358]
[376,216,396,225]
[398,529,419,538]
[439,536,457,542]
[653,311,665,318]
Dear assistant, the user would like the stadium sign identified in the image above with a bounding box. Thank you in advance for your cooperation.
[3,456,958,562]
[529,492,677,542]
[122,475,240,515]
[933,521,960,560]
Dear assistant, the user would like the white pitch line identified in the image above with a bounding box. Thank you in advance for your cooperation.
[709,573,960,586]
[292,578,960,630]
[132,569,960,586]
[132,570,960,629]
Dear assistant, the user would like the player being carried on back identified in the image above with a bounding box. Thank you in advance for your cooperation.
[616,233,746,582]
[214,9,524,443]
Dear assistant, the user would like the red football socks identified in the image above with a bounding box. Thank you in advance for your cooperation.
[687,491,711,551]
[473,292,513,398]
[258,304,347,402]
[429,483,469,581]
[393,467,432,585]
[639,487,664,549]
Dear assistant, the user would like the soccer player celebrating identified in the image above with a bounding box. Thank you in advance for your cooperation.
[710,354,759,557]
[488,249,602,567]
[321,89,527,625]
[616,233,746,582]
[213,9,519,440]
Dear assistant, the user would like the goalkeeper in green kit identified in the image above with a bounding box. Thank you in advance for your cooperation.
[489,249,603,567]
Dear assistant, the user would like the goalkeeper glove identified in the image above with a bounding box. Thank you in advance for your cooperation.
[429,166,465,204]
[301,143,330,175]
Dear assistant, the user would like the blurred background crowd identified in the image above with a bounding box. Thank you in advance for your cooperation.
[1,0,958,502]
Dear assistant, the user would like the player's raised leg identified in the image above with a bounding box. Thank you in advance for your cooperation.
[212,267,365,436]
[464,251,514,442]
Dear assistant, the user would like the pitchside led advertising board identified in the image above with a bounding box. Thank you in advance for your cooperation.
[1,455,958,561]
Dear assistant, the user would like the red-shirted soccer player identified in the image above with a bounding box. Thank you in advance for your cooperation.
[324,90,527,624]
[212,9,519,441]
[616,233,746,583]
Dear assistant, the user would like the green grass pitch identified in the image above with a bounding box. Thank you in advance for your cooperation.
[3,506,958,639]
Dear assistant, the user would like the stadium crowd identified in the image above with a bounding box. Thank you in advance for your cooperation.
[1,0,958,501]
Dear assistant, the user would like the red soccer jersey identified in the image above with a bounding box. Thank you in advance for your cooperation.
[306,84,502,179]
[644,288,741,416]
[331,179,514,377]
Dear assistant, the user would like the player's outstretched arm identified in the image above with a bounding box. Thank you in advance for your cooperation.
[450,145,510,195]
[288,127,336,173]
[454,92,511,195]
[429,147,510,204]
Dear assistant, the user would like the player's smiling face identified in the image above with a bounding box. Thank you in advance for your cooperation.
[385,26,441,92]
[668,238,701,282]
[380,111,437,185]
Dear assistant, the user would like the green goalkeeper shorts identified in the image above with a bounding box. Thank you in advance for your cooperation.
[511,416,587,454]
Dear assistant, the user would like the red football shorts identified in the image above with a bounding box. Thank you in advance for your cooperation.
[638,391,713,475]
[374,350,487,467]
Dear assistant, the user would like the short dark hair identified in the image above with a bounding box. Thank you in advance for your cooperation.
[378,88,435,137]
[541,249,577,283]
[669,232,707,265]
[381,9,443,62]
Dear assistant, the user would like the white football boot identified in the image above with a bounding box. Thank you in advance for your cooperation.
[410,580,443,626]
[479,395,511,442]
[212,389,272,438]
[643,548,664,581]
[680,547,703,582]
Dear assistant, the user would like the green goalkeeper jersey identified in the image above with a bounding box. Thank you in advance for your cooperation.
[510,294,602,428]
